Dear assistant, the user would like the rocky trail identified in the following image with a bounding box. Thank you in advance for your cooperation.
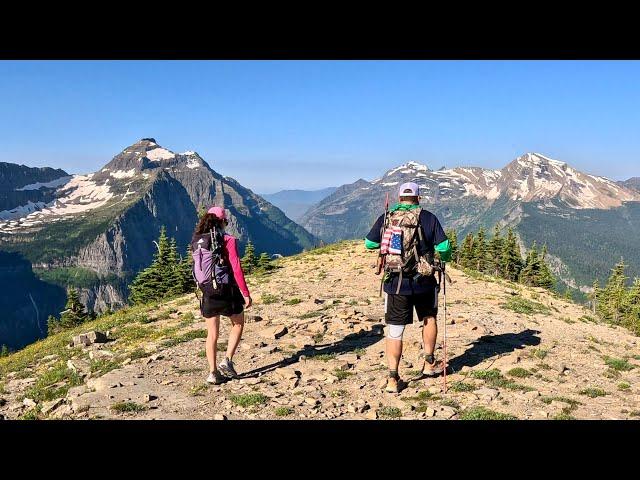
[2,240,640,420]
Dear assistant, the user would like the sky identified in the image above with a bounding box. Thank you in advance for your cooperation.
[0,60,639,193]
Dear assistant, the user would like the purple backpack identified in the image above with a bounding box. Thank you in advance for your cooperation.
[191,228,232,297]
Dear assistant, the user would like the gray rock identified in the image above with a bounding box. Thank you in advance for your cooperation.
[23,398,37,408]
[41,398,64,415]
[259,325,288,340]
[70,331,108,348]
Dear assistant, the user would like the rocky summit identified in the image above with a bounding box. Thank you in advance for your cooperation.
[1,240,639,421]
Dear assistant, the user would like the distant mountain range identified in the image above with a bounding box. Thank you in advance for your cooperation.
[621,177,640,192]
[300,153,640,293]
[0,139,317,349]
[260,187,337,221]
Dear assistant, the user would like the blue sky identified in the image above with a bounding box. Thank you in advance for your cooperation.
[1,60,639,193]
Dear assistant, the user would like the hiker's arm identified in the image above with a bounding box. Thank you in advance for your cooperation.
[432,217,452,262]
[364,214,384,250]
[226,237,251,297]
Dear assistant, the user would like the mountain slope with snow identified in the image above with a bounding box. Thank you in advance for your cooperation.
[0,139,317,349]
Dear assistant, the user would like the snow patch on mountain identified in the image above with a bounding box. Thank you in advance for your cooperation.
[15,175,73,191]
[110,169,137,179]
[145,147,175,161]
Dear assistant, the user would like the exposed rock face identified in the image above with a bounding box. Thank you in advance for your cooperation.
[0,139,318,348]
[621,177,640,193]
[0,162,71,216]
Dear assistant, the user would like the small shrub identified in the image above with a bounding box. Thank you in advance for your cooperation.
[260,294,279,305]
[283,298,302,305]
[459,407,517,420]
[603,356,635,372]
[229,393,268,408]
[377,406,402,419]
[501,297,550,316]
[275,406,294,417]
[111,401,147,413]
[579,387,607,398]
[507,367,532,378]
[333,369,354,381]
[450,381,475,392]
[618,382,631,391]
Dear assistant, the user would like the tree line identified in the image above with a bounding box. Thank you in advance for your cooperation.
[445,225,555,291]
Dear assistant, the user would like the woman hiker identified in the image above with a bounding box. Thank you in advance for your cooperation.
[191,206,252,385]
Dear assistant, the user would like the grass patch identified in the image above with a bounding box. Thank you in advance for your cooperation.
[312,333,324,343]
[161,329,207,348]
[450,381,475,392]
[507,367,532,378]
[90,359,120,376]
[530,348,548,360]
[190,384,209,396]
[352,347,366,356]
[470,369,533,391]
[23,363,84,403]
[275,406,294,417]
[308,352,337,362]
[501,297,550,316]
[603,356,635,372]
[553,413,576,420]
[229,393,268,408]
[111,401,147,413]
[377,406,402,419]
[297,310,324,320]
[333,369,354,381]
[181,312,196,322]
[579,387,607,398]
[441,398,460,409]
[21,407,41,420]
[618,382,631,391]
[459,406,517,420]
[283,298,302,305]
[260,294,279,305]
[128,348,150,360]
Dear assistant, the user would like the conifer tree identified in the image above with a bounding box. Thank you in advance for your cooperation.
[487,224,503,276]
[129,226,173,304]
[0,344,10,357]
[519,242,541,287]
[536,245,556,290]
[475,227,487,272]
[59,287,89,329]
[257,252,272,271]
[501,227,523,282]
[241,238,258,274]
[598,260,628,323]
[445,229,459,264]
[177,244,195,294]
[624,278,640,333]
[459,233,476,270]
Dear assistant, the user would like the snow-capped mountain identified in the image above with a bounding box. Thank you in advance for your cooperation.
[300,153,640,293]
[0,139,317,349]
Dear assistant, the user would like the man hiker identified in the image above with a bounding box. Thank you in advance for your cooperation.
[365,182,452,393]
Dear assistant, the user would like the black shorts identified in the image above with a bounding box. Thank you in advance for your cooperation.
[201,285,245,318]
[384,286,439,326]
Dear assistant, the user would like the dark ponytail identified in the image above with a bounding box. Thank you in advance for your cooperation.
[194,213,225,235]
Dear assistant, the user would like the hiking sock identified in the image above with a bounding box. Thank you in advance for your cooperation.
[389,369,399,380]
[425,353,435,365]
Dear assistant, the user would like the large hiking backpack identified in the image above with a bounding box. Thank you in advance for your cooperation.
[191,228,232,297]
[383,207,435,293]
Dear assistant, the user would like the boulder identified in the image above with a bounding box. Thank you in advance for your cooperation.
[70,331,108,348]
[259,325,288,340]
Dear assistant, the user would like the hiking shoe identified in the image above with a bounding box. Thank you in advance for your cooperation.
[385,377,400,393]
[218,357,238,379]
[206,371,225,385]
[422,359,445,377]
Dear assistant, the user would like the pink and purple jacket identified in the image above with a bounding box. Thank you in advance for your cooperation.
[223,234,250,297]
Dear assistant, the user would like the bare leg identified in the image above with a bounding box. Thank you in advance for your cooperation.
[386,337,402,372]
[205,315,220,373]
[422,315,437,357]
[225,312,245,360]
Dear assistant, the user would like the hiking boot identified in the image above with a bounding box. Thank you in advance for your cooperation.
[422,358,445,377]
[218,357,238,379]
[206,370,225,385]
[385,377,400,393]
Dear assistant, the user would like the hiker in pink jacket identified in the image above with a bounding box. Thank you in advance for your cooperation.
[191,206,252,385]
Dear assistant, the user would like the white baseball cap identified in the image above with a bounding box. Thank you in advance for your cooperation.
[398,182,420,197]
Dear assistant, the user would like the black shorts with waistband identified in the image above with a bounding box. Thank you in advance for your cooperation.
[200,285,245,318]
[384,285,439,326]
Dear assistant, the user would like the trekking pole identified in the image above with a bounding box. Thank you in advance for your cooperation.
[442,262,448,394]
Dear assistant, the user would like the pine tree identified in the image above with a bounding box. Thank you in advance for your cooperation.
[519,242,541,287]
[500,227,522,282]
[177,244,195,294]
[0,344,9,357]
[598,260,628,323]
[257,252,272,271]
[241,238,258,274]
[536,245,556,290]
[459,233,476,270]
[129,226,174,304]
[487,224,504,276]
[475,227,487,273]
[166,237,184,297]
[624,278,640,334]
[59,287,89,329]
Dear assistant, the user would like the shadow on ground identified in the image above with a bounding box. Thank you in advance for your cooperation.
[448,329,541,373]
[237,325,386,379]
